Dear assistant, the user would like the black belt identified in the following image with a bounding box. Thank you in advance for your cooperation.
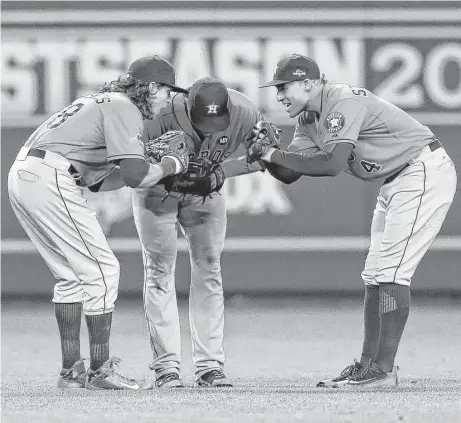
[27,148,79,177]
[27,148,46,159]
[383,139,442,185]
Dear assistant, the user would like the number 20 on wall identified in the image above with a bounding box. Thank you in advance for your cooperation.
[371,42,461,109]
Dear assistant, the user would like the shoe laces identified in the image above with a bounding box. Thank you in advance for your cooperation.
[340,359,359,378]
[158,373,179,384]
[348,359,374,381]
[161,373,179,381]
[206,369,226,381]
[102,357,137,384]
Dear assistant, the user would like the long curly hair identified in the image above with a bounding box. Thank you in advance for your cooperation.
[98,75,153,119]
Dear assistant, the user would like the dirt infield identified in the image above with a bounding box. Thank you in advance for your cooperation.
[2,296,460,423]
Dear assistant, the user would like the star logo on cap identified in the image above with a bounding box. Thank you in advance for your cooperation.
[206,102,219,115]
[293,69,307,77]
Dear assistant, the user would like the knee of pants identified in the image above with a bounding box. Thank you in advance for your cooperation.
[191,254,223,290]
[193,252,222,272]
[53,280,87,304]
[361,269,378,287]
[84,254,120,315]
[143,250,176,291]
[377,279,410,288]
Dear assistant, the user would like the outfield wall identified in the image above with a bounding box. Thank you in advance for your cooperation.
[2,1,460,295]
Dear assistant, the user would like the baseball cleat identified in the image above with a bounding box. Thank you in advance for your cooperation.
[195,369,233,388]
[347,361,399,388]
[155,372,184,388]
[57,358,87,389]
[85,357,140,390]
[316,359,362,388]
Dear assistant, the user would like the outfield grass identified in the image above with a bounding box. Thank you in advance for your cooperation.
[2,296,460,423]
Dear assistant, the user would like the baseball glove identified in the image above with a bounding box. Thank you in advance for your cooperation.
[162,156,226,198]
[245,120,282,164]
[145,130,192,173]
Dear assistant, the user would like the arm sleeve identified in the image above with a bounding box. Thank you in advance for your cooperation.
[322,98,368,148]
[264,114,319,184]
[264,162,302,184]
[269,142,354,176]
[102,99,145,162]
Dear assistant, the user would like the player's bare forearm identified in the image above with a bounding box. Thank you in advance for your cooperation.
[267,142,354,177]
[220,156,263,179]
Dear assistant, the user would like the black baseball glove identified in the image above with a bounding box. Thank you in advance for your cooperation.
[244,120,282,164]
[162,156,226,198]
[145,130,193,173]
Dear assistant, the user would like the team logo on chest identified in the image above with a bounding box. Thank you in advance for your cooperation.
[325,112,345,133]
[206,102,219,115]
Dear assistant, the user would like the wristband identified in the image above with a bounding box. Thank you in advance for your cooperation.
[158,157,177,176]
[161,156,182,174]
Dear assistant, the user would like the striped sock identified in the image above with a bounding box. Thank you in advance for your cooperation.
[374,284,410,372]
[85,313,112,371]
[54,303,82,369]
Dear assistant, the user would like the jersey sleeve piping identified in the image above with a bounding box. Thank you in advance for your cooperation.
[107,153,145,161]
[323,138,356,148]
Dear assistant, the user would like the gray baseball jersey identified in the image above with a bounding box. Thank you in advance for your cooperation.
[283,83,456,290]
[8,90,147,317]
[25,92,145,187]
[291,84,436,180]
[144,89,263,162]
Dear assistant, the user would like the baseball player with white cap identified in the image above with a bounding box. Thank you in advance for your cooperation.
[8,55,189,390]
[250,53,457,389]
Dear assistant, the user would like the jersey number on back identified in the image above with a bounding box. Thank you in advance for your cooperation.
[47,103,84,129]
[46,95,112,129]
[351,87,367,97]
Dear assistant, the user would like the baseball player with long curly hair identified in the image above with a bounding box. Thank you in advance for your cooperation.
[8,56,189,390]
[252,54,457,389]
[132,77,264,388]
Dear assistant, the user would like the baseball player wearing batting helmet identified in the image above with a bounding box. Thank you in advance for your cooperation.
[132,77,265,388]
[254,54,457,389]
[8,55,189,390]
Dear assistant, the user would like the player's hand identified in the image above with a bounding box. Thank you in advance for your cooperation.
[163,157,226,197]
[145,130,193,174]
[245,120,282,164]
[187,157,225,190]
[185,156,226,192]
